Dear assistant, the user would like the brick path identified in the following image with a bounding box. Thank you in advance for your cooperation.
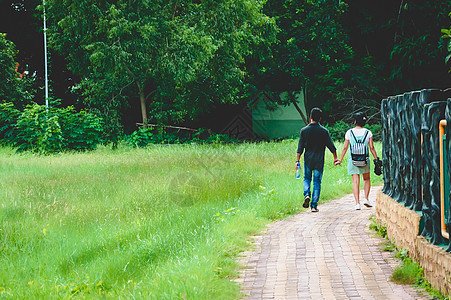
[237,187,431,299]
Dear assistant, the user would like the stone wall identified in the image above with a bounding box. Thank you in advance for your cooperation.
[376,189,451,295]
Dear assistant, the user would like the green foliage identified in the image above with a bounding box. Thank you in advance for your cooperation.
[46,0,276,128]
[249,1,451,122]
[0,33,34,107]
[15,104,63,153]
[4,0,451,136]
[368,215,397,251]
[324,121,351,142]
[381,241,397,252]
[125,127,237,147]
[204,133,237,144]
[125,127,189,146]
[0,33,19,101]
[388,2,451,90]
[349,1,451,93]
[0,102,103,153]
[250,0,378,117]
[369,215,388,239]
[391,254,423,285]
[442,13,451,70]
[58,106,105,151]
[0,102,20,145]
[125,128,159,147]
[323,121,382,142]
[366,124,382,142]
[369,219,448,299]
[415,276,450,300]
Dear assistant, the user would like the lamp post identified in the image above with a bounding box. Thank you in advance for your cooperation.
[43,0,49,110]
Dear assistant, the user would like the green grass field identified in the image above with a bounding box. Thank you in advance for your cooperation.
[0,141,382,299]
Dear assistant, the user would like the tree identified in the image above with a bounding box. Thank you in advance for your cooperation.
[250,0,451,124]
[45,0,276,130]
[246,0,358,123]
[389,1,451,92]
[344,0,451,95]
[0,0,58,107]
[0,33,33,106]
[442,13,451,73]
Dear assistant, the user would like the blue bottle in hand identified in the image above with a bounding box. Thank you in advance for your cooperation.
[295,162,301,179]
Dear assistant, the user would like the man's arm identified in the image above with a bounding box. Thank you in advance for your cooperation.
[332,151,338,163]
[296,132,304,164]
[296,152,301,163]
[325,132,339,164]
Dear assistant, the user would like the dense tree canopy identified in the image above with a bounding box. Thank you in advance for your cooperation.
[1,0,451,137]
[0,33,33,106]
[441,12,451,73]
[45,0,276,130]
[248,0,359,121]
[250,0,451,124]
[346,0,451,94]
[0,33,20,102]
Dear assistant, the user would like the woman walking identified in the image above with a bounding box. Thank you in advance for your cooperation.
[336,113,379,210]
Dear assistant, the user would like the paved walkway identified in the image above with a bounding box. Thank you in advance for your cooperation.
[237,187,431,299]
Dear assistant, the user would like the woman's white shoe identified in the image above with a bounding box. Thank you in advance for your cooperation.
[362,199,372,207]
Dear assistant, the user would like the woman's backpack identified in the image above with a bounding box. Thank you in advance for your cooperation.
[350,129,369,167]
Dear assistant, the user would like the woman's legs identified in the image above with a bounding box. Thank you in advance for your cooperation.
[352,174,360,204]
[363,172,371,200]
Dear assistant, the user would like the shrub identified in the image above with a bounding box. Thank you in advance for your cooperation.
[205,133,237,144]
[391,258,422,285]
[1,102,103,153]
[366,123,382,142]
[324,121,382,142]
[369,215,388,239]
[391,249,423,285]
[0,102,20,145]
[324,120,350,141]
[126,127,159,147]
[125,127,237,147]
[58,106,104,151]
[15,104,63,153]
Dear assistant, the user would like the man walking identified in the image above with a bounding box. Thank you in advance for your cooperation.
[296,108,338,212]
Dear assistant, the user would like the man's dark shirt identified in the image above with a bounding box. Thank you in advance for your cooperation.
[297,122,336,171]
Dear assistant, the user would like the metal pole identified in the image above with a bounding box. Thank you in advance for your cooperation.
[43,0,49,110]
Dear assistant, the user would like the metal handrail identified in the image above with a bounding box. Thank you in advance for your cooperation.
[440,120,448,239]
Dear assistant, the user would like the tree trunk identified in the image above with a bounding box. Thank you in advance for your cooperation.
[289,91,308,125]
[138,84,148,128]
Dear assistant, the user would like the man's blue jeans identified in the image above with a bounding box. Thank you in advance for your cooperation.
[303,164,323,208]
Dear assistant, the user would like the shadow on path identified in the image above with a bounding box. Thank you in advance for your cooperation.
[237,187,431,300]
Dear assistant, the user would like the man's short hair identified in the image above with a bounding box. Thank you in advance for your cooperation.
[310,108,322,122]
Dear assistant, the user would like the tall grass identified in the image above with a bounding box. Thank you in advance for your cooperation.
[0,141,382,298]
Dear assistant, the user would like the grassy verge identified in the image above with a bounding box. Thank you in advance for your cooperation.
[0,141,382,298]
[369,216,449,300]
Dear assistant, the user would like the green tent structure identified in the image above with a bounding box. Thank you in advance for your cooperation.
[252,91,307,139]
